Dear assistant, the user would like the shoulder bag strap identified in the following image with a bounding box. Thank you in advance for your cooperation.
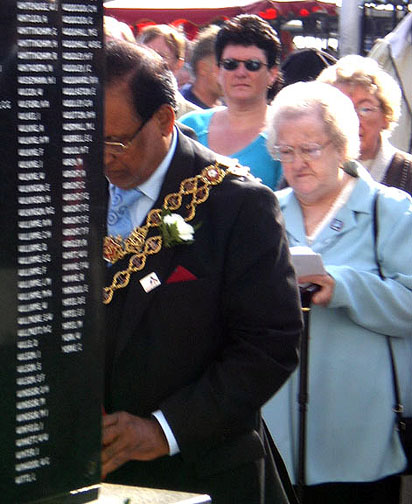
[372,192,405,427]
[383,153,412,195]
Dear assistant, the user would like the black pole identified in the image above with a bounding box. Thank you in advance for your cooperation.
[296,285,318,504]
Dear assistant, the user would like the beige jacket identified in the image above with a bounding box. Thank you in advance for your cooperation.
[369,13,412,153]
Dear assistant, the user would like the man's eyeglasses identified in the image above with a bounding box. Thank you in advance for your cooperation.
[355,106,381,119]
[273,141,332,163]
[220,58,268,72]
[104,119,149,156]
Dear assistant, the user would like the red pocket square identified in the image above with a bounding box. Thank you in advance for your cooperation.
[166,265,197,284]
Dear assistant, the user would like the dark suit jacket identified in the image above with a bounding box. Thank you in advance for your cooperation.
[104,129,302,503]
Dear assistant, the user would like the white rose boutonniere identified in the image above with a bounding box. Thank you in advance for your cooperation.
[160,210,195,248]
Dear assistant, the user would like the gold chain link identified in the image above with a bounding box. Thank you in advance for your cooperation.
[103,162,229,304]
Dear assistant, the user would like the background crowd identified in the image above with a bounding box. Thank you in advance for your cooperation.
[103,11,412,504]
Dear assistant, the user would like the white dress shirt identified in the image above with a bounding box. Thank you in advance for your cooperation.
[108,128,180,455]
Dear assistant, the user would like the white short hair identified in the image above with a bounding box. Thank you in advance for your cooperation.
[267,81,360,161]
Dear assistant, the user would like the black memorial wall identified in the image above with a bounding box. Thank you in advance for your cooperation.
[0,0,105,502]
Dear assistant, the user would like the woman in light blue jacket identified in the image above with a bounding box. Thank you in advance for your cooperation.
[264,81,412,504]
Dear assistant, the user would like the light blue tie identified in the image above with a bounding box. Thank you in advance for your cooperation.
[107,186,142,239]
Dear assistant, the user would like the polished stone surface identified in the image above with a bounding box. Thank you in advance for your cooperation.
[0,1,105,502]
[92,483,211,504]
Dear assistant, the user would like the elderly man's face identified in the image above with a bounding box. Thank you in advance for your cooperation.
[104,84,169,190]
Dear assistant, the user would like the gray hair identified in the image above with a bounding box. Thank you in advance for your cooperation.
[190,25,220,75]
[267,81,360,162]
[317,54,401,131]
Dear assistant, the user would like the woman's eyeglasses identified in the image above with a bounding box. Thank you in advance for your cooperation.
[273,141,332,163]
[220,58,268,72]
[355,106,381,119]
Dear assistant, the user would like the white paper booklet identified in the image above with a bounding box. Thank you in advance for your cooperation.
[289,246,326,277]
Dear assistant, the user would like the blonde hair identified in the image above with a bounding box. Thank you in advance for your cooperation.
[139,24,186,61]
[104,16,135,44]
[317,54,401,131]
[267,81,360,162]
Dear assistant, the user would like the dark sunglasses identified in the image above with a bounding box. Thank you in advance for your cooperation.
[220,58,268,72]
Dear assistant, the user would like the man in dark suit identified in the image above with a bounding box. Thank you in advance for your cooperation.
[102,40,302,504]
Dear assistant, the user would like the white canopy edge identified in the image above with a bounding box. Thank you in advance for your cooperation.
[104,0,338,9]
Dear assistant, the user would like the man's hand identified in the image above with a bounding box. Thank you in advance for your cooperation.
[298,273,335,307]
[101,411,169,479]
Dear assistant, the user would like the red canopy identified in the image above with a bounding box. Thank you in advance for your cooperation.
[104,0,337,38]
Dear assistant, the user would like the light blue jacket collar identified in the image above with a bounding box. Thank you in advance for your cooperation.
[276,163,379,249]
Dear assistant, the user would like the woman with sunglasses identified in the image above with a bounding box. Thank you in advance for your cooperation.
[318,55,412,195]
[263,80,412,504]
[179,15,282,190]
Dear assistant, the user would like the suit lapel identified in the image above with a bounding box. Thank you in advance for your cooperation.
[112,129,209,359]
